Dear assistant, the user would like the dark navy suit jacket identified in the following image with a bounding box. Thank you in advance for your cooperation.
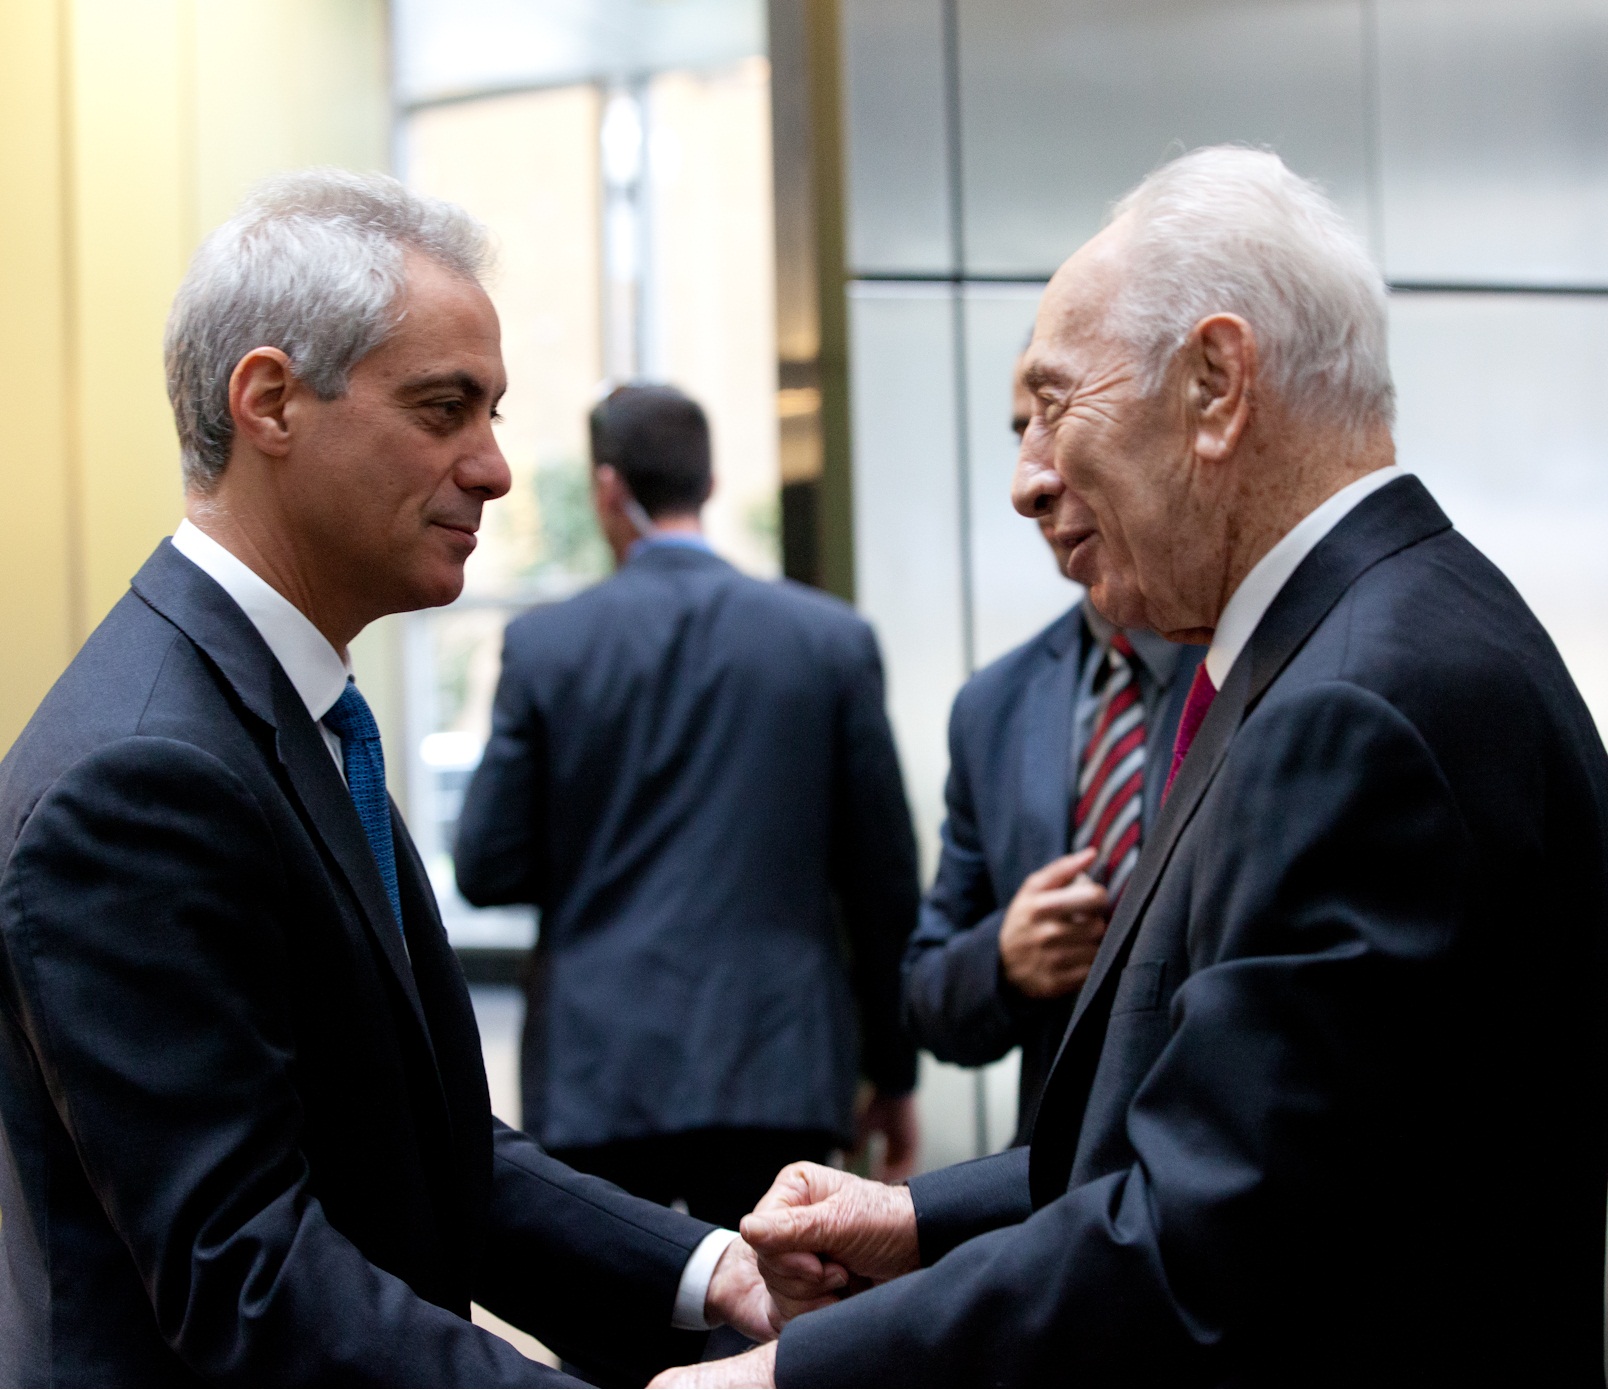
[777,477,1608,1385]
[455,543,919,1149]
[902,605,1201,1141]
[0,542,716,1387]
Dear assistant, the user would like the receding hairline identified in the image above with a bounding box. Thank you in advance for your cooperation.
[389,245,499,325]
[368,252,504,383]
[1021,228,1141,391]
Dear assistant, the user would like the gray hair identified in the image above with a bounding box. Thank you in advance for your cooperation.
[1105,146,1394,435]
[164,168,492,490]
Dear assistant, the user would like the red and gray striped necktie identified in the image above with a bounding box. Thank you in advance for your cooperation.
[1073,633,1147,906]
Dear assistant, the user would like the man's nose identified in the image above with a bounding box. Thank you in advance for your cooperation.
[1011,430,1062,520]
[461,420,513,500]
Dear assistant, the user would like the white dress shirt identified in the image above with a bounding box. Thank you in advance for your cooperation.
[171,518,735,1330]
[1204,466,1406,689]
[672,1227,741,1330]
[172,519,351,770]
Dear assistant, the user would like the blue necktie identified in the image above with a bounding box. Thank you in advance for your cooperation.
[322,679,403,932]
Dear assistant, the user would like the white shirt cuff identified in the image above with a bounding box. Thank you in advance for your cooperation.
[671,1227,741,1330]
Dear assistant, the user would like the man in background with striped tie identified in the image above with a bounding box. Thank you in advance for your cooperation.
[902,356,1202,1145]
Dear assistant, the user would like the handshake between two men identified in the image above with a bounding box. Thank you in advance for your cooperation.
[5,147,1605,1386]
[671,846,1111,1387]
[661,1162,920,1389]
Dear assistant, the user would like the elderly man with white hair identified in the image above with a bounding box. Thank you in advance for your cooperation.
[660,146,1608,1387]
[0,171,777,1386]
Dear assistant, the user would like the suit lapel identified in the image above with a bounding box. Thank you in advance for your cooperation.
[270,677,431,1032]
[1028,477,1453,1201]
[1019,613,1085,868]
[132,541,433,1043]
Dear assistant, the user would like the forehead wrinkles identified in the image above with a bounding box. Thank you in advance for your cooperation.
[1025,326,1132,403]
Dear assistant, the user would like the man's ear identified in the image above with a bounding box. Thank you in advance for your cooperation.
[1186,313,1256,464]
[593,463,624,511]
[228,348,297,458]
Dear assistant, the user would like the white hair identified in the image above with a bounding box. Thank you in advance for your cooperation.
[1105,145,1393,435]
[164,168,492,490]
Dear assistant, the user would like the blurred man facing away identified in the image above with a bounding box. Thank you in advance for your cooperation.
[456,384,920,1231]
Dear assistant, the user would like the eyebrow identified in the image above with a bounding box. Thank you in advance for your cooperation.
[396,371,491,402]
[1021,362,1064,394]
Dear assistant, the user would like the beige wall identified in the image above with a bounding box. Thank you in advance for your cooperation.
[0,0,391,756]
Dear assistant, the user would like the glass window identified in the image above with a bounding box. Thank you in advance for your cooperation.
[398,44,775,947]
[393,0,766,106]
[643,60,781,577]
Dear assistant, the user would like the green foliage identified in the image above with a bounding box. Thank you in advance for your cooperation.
[746,491,780,561]
[531,458,610,583]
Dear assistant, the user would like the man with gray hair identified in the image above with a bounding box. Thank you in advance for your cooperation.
[665,145,1608,1385]
[0,170,778,1385]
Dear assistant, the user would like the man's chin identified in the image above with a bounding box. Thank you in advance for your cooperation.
[393,566,468,617]
[1081,581,1145,631]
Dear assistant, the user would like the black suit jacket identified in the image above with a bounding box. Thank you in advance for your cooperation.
[776,477,1608,1385]
[902,605,1201,1140]
[455,543,919,1149]
[0,541,714,1387]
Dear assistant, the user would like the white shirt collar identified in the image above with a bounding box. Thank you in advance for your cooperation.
[1204,466,1406,689]
[171,518,351,723]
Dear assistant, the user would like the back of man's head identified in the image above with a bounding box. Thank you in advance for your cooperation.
[589,384,713,518]
[165,168,491,493]
[1106,145,1394,440]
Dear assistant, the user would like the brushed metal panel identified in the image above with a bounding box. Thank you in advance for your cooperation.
[847,284,969,876]
[840,0,954,274]
[1376,0,1608,285]
[959,282,1083,669]
[955,0,1374,276]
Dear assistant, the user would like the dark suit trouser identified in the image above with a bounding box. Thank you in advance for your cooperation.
[550,1127,838,1231]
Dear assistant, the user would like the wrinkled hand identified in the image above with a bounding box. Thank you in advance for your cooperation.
[998,847,1110,998]
[740,1163,918,1322]
[851,1090,920,1183]
[649,1341,776,1388]
[702,1238,780,1343]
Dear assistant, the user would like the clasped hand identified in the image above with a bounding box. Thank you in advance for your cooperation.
[999,847,1110,998]
[651,1164,917,1388]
